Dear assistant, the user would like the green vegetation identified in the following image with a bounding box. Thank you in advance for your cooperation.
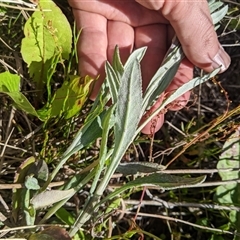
[0,0,240,239]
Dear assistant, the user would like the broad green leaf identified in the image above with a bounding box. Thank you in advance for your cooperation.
[28,59,54,91]
[21,0,72,64]
[215,128,240,238]
[0,71,20,92]
[21,0,72,85]
[116,162,165,175]
[31,189,75,209]
[8,91,40,118]
[41,75,93,119]
[0,72,41,119]
[98,174,206,207]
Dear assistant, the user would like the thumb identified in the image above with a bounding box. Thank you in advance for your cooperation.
[162,0,230,73]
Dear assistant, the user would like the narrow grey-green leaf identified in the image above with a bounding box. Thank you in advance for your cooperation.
[163,68,220,107]
[138,67,220,132]
[105,61,119,104]
[141,1,227,114]
[46,110,106,185]
[124,47,147,67]
[97,174,206,207]
[45,81,111,188]
[96,57,143,193]
[31,189,75,209]
[112,45,124,78]
[86,82,110,123]
[40,171,96,224]
[209,0,224,13]
[116,162,165,176]
[124,173,206,189]
[69,110,107,153]
[211,5,228,25]
[90,106,115,193]
[114,59,142,152]
[142,43,183,114]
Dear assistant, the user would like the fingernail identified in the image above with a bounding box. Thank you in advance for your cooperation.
[212,45,231,73]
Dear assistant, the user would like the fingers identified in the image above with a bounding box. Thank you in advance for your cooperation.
[107,21,134,65]
[72,9,108,99]
[134,24,167,134]
[69,0,167,26]
[70,0,214,135]
[161,0,230,73]
[141,59,194,134]
[73,8,136,99]
[140,95,165,135]
[165,58,193,111]
[72,10,134,100]
[135,0,231,72]
[135,24,168,91]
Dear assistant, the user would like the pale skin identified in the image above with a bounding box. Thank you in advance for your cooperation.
[68,0,231,134]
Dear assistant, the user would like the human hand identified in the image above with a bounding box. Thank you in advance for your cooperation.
[68,0,231,134]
